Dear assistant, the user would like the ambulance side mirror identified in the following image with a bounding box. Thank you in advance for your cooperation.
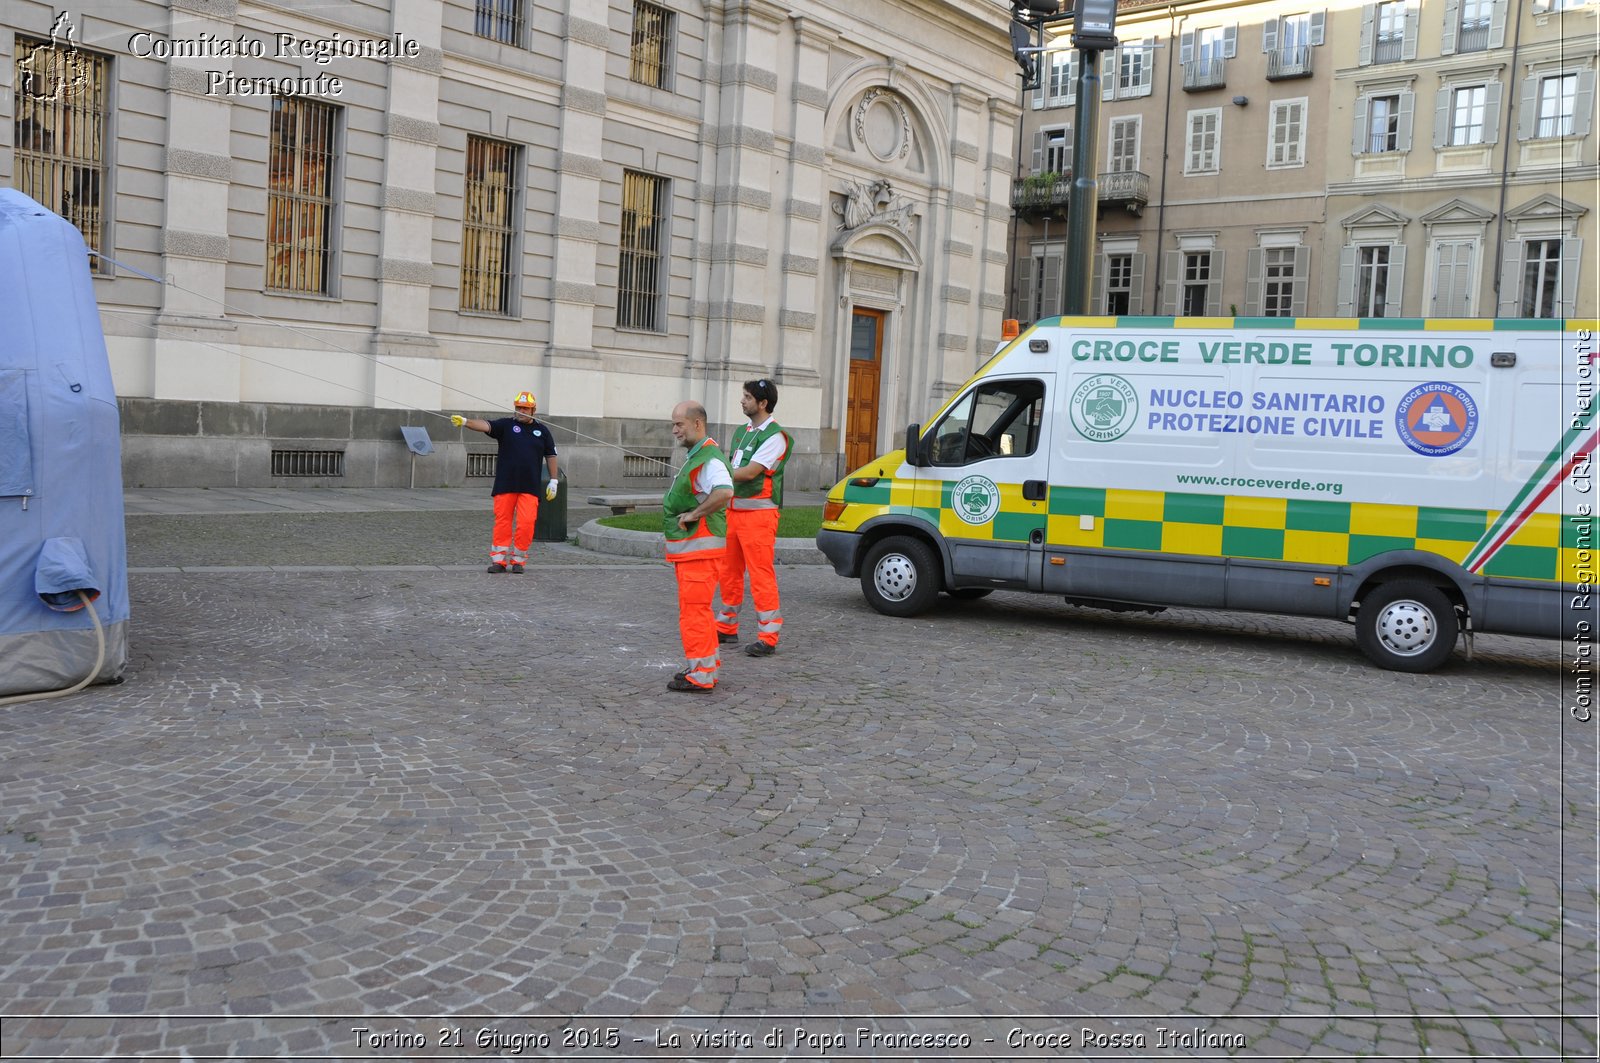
[905,423,926,467]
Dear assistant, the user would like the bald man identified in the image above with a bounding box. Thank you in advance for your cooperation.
[662,401,734,691]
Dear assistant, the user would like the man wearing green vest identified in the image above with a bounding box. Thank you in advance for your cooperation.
[664,401,734,692]
[716,378,793,657]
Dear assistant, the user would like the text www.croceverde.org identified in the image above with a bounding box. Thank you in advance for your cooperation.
[1174,474,1345,497]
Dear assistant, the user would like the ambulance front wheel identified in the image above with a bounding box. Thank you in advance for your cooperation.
[1356,580,1459,673]
[861,536,941,617]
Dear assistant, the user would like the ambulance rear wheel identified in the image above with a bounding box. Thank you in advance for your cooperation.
[862,536,941,617]
[1356,580,1458,673]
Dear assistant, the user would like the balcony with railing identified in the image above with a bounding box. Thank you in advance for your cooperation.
[1182,57,1227,91]
[1456,18,1491,51]
[1372,34,1404,63]
[1011,172,1073,216]
[1097,169,1149,212]
[1266,45,1313,79]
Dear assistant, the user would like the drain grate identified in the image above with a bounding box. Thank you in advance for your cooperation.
[623,453,671,478]
[466,452,497,478]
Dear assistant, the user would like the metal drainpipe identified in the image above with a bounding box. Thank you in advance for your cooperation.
[1153,5,1185,315]
[1489,0,1528,315]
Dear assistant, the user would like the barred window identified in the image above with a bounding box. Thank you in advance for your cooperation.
[475,0,524,45]
[13,34,109,269]
[266,97,338,294]
[1536,74,1577,138]
[618,170,667,332]
[630,0,673,89]
[461,136,519,315]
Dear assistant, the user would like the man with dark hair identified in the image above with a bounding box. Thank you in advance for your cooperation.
[664,401,734,691]
[716,378,792,657]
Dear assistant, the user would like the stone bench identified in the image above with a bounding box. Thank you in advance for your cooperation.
[586,493,664,516]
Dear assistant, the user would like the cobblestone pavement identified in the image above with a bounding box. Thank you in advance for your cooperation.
[2,514,1596,1060]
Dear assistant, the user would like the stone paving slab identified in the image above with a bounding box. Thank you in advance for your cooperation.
[0,556,1595,1060]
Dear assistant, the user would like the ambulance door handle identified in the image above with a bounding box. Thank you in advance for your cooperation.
[1023,479,1047,501]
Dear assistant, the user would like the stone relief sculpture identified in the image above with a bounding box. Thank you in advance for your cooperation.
[836,178,915,235]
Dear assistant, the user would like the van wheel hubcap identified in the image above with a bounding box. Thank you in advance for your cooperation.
[873,554,918,602]
[1376,600,1436,656]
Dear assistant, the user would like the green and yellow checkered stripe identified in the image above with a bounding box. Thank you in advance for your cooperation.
[1045,487,1580,582]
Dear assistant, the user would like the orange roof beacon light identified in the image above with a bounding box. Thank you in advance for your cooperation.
[1001,319,1021,340]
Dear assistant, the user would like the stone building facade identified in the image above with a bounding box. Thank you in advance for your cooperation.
[1011,0,1596,323]
[3,0,1019,488]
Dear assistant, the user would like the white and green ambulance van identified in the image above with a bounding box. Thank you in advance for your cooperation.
[817,316,1598,672]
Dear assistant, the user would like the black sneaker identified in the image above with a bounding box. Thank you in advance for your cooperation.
[667,676,714,692]
[744,641,776,657]
[486,563,507,573]
[717,632,739,644]
[510,563,525,574]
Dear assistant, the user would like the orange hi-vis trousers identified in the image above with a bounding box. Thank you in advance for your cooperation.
[491,492,540,565]
[716,507,782,647]
[674,556,721,688]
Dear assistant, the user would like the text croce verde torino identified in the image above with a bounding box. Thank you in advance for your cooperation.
[1070,337,1477,369]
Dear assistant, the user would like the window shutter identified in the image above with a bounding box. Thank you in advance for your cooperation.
[1560,238,1582,317]
[1477,84,1500,142]
[1032,131,1044,174]
[1092,254,1108,313]
[1181,31,1195,64]
[1206,250,1226,316]
[1040,252,1064,318]
[1161,251,1182,315]
[1358,6,1375,65]
[1224,25,1238,58]
[1130,253,1147,314]
[1137,45,1154,96]
[1263,17,1279,53]
[1102,51,1115,101]
[1517,76,1538,139]
[1063,124,1075,173]
[1015,256,1035,321]
[1441,0,1460,55]
[1336,246,1359,316]
[1310,10,1326,45]
[1397,91,1415,151]
[1033,79,1045,110]
[1386,245,1407,317]
[1575,70,1597,137]
[1353,98,1371,154]
[1488,0,1507,48]
[1434,87,1453,147]
[1402,3,1419,60]
[1291,247,1310,316]
[1497,240,1523,316]
[1245,248,1264,316]
[1066,53,1077,105]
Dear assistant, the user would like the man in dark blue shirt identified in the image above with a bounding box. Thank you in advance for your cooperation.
[453,391,559,573]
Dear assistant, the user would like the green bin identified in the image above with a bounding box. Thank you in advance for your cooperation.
[534,470,568,542]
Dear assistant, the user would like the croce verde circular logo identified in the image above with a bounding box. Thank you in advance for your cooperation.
[952,474,1001,525]
[1070,374,1138,442]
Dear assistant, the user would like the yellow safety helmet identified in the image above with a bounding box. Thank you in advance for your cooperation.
[513,391,537,411]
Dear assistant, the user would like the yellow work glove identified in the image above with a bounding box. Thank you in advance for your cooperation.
[450,414,465,427]
[544,479,559,501]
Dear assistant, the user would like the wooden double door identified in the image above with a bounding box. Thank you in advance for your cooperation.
[845,307,885,471]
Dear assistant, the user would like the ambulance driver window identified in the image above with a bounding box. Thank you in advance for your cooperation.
[930,379,1046,465]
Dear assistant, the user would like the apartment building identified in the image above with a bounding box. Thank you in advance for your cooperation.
[4,0,1019,488]
[1011,0,1597,322]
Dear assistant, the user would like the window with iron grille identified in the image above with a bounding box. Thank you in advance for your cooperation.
[1373,2,1406,63]
[475,0,524,45]
[266,97,338,294]
[13,34,109,270]
[630,0,673,89]
[1536,74,1577,138]
[1368,94,1402,152]
[1456,0,1493,52]
[271,449,345,477]
[618,170,667,332]
[461,135,519,315]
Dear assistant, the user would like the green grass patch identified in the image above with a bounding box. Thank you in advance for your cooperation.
[597,505,824,538]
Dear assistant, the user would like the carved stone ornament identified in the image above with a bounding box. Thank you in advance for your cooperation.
[853,88,912,163]
[834,178,916,235]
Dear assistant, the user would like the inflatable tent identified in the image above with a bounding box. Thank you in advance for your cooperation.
[0,188,128,698]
